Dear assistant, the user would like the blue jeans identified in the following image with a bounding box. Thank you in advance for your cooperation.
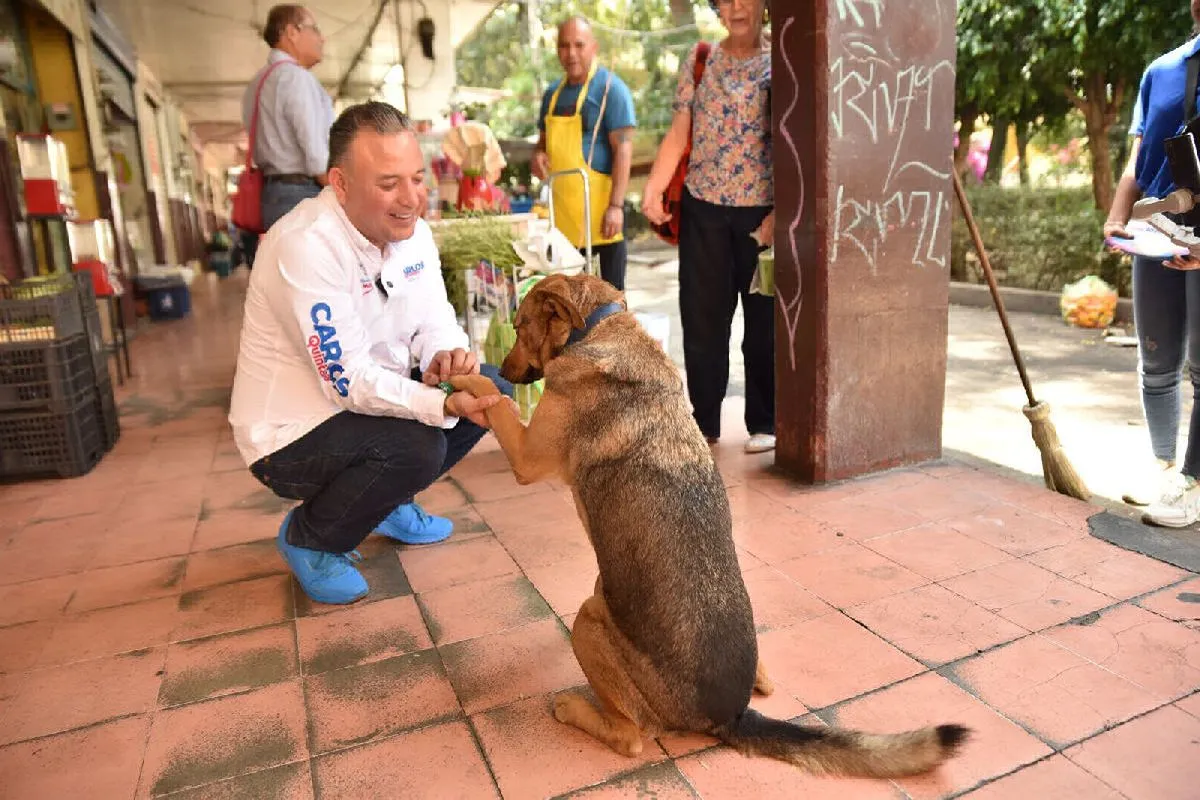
[262,179,322,231]
[1132,254,1200,476]
[250,364,513,553]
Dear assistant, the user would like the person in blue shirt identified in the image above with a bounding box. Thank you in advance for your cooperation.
[1105,9,1200,527]
[533,17,637,290]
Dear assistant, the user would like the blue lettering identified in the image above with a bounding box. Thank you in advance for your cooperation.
[311,302,332,324]
[322,341,343,362]
[308,302,347,393]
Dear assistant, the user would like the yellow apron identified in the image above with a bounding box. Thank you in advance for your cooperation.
[544,63,622,249]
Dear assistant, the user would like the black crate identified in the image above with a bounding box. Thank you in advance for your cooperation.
[0,392,105,479]
[0,274,86,345]
[95,373,119,451]
[0,334,96,411]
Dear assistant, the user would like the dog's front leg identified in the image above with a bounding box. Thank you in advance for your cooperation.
[450,375,566,485]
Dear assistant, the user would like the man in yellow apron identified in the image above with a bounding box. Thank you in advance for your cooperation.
[533,17,637,290]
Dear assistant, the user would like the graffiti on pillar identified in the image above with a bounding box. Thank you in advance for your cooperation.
[829,0,955,273]
[776,15,806,370]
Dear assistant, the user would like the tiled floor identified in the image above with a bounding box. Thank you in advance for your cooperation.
[0,270,1197,799]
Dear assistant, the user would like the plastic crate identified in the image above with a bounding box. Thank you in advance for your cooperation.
[0,391,105,479]
[147,283,191,321]
[0,274,85,344]
[94,374,119,451]
[0,334,96,411]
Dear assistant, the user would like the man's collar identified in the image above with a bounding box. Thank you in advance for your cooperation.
[320,189,401,264]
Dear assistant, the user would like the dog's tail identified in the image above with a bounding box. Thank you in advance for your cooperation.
[716,709,969,778]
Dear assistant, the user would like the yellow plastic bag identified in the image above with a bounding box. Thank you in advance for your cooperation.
[1060,275,1117,329]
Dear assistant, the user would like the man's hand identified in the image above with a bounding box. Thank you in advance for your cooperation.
[533,150,550,181]
[642,183,669,226]
[752,210,775,248]
[602,205,624,239]
[444,391,501,428]
[423,348,479,386]
[1103,219,1132,240]
[1165,254,1200,271]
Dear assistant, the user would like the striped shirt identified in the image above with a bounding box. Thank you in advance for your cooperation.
[241,49,334,177]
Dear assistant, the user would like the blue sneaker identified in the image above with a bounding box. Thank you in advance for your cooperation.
[276,512,368,605]
[375,502,453,545]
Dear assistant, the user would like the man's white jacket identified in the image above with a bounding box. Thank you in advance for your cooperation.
[229,188,468,466]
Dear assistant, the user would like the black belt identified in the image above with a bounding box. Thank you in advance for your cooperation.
[266,173,316,185]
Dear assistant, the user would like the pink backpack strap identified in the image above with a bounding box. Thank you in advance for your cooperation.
[245,59,292,170]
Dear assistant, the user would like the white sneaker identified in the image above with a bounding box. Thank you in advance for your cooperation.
[745,433,776,454]
[1123,459,1176,507]
[1141,473,1200,527]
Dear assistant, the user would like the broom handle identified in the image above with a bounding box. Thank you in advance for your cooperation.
[951,170,1039,407]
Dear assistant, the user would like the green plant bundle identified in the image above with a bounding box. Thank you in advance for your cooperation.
[433,215,526,315]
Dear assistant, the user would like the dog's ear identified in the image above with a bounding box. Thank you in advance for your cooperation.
[535,280,585,330]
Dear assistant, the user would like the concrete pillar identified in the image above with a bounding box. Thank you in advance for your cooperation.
[771,0,957,482]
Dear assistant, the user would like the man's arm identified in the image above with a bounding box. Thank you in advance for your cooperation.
[280,69,332,180]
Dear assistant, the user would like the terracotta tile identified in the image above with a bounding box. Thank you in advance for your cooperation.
[0,573,75,626]
[174,575,293,642]
[437,503,494,542]
[943,503,1084,556]
[440,618,585,714]
[36,596,179,667]
[866,480,994,523]
[1065,704,1200,800]
[453,464,555,503]
[734,509,848,564]
[831,672,1053,799]
[941,560,1113,632]
[473,490,578,538]
[166,761,313,800]
[448,447,512,479]
[847,584,1027,666]
[65,556,187,612]
[1043,605,1200,701]
[1176,691,1200,719]
[491,517,592,570]
[657,730,721,759]
[313,720,496,800]
[958,755,1125,800]
[562,761,699,799]
[209,449,249,474]
[160,623,298,707]
[397,535,520,593]
[775,543,929,608]
[89,516,198,569]
[1137,577,1200,622]
[140,681,309,796]
[1026,537,1190,599]
[192,508,284,552]
[803,496,926,541]
[297,595,432,674]
[117,478,207,524]
[0,516,103,585]
[755,612,923,709]
[680,742,905,797]
[414,478,471,515]
[741,565,833,633]
[0,648,164,745]
[202,469,282,512]
[950,634,1162,746]
[417,574,554,646]
[181,539,286,592]
[723,483,787,525]
[292,550,412,618]
[33,485,127,521]
[0,619,53,672]
[0,715,151,800]
[862,523,1012,582]
[471,692,666,799]
[521,552,598,616]
[304,649,461,754]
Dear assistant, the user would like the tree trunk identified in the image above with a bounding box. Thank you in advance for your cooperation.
[669,0,695,27]
[984,116,1010,184]
[1016,122,1032,186]
[1070,72,1124,212]
[955,107,978,178]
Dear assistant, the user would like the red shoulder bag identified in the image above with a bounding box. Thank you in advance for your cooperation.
[231,60,289,234]
[650,42,712,246]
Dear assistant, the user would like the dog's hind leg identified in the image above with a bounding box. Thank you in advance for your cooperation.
[753,658,774,696]
[555,595,651,757]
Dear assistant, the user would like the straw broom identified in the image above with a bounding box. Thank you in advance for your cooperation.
[950,170,1090,500]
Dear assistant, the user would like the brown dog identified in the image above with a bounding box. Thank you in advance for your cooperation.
[450,273,968,777]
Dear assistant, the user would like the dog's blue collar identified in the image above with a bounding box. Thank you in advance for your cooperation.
[567,302,625,345]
